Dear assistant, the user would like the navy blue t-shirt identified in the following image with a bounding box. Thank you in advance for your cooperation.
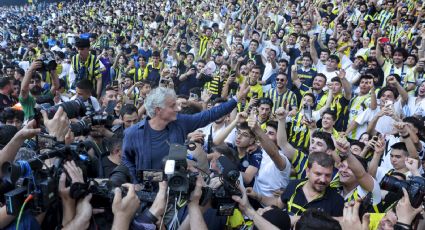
[149,125,170,169]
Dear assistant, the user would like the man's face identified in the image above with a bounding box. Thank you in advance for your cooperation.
[103,89,117,107]
[205,29,212,37]
[124,78,133,88]
[258,104,271,121]
[306,162,333,193]
[219,65,229,76]
[328,40,336,49]
[390,149,407,170]
[312,76,326,91]
[330,81,342,93]
[299,37,308,47]
[123,112,138,129]
[406,56,416,66]
[380,90,395,105]
[6,68,14,77]
[76,87,91,101]
[265,126,277,143]
[309,137,329,154]
[320,51,329,62]
[321,114,335,130]
[140,84,151,95]
[6,117,22,129]
[338,160,357,185]
[249,68,261,83]
[249,42,258,52]
[152,56,160,65]
[196,62,205,71]
[303,95,314,107]
[350,145,363,156]
[156,96,181,122]
[276,74,287,88]
[326,58,338,70]
[235,128,255,148]
[186,55,194,64]
[359,78,372,94]
[302,57,311,67]
[393,52,404,64]
[77,47,90,60]
[278,62,287,73]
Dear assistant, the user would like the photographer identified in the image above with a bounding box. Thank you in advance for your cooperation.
[19,60,59,120]
[70,79,101,114]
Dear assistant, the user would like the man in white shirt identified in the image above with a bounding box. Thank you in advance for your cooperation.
[316,54,339,84]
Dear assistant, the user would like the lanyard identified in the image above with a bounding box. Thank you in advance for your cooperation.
[287,181,325,215]
[389,64,406,77]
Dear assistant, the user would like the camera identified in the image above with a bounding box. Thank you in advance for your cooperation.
[210,155,241,216]
[36,56,57,72]
[380,175,425,208]
[164,143,198,196]
[35,97,86,120]
[2,142,94,215]
[70,113,115,136]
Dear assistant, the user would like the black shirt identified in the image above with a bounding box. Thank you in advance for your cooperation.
[0,92,16,111]
[101,156,118,178]
[281,179,344,216]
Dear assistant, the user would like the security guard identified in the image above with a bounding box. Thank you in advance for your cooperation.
[111,104,139,138]
[277,152,344,216]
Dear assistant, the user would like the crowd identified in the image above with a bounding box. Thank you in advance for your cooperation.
[0,0,425,229]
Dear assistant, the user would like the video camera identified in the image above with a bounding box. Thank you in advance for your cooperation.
[380,175,425,208]
[2,142,94,215]
[35,53,57,72]
[164,144,241,215]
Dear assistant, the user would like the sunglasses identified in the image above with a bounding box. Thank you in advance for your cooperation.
[276,78,285,82]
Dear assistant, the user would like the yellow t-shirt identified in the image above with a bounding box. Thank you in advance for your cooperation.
[382,62,415,86]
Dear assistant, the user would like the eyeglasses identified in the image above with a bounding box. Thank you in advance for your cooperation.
[276,78,285,82]
[236,130,252,138]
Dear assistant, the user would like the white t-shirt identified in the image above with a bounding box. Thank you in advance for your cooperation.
[340,178,382,205]
[70,95,101,113]
[253,150,291,197]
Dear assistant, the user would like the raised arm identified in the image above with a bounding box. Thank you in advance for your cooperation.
[249,115,286,170]
[310,35,320,65]
[213,112,247,145]
[20,61,42,99]
[275,108,297,161]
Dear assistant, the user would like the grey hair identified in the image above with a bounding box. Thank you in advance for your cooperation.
[144,87,176,117]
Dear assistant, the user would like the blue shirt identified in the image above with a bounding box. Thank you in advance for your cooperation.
[122,98,237,182]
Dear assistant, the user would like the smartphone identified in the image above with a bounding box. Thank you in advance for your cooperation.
[372,136,378,141]
[416,37,423,47]
[303,104,312,122]
[160,78,169,85]
[137,170,164,182]
[251,92,259,99]
[112,80,118,87]
[385,100,393,107]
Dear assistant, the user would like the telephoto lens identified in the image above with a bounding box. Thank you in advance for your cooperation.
[44,97,87,119]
